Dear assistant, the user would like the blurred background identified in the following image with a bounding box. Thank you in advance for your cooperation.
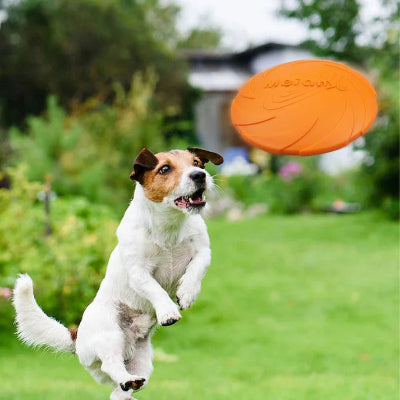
[0,1,398,399]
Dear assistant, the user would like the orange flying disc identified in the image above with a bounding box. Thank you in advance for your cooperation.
[231,60,378,156]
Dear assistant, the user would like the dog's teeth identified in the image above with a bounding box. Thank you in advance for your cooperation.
[189,198,193,203]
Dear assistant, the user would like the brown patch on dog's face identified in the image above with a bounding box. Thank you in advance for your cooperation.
[141,150,202,202]
[130,148,159,183]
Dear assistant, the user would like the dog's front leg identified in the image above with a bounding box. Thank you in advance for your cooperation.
[118,240,181,326]
[129,265,181,326]
[177,242,211,311]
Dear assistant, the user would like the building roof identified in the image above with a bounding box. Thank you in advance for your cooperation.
[182,42,300,65]
[183,42,311,92]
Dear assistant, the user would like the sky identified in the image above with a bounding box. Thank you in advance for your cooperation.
[173,0,389,51]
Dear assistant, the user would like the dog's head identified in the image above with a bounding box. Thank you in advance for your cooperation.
[130,147,223,213]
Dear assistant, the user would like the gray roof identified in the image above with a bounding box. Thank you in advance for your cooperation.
[183,42,312,91]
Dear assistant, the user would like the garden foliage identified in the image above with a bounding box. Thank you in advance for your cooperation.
[0,166,118,324]
[0,0,217,127]
[10,74,168,211]
[222,157,367,214]
[281,0,399,219]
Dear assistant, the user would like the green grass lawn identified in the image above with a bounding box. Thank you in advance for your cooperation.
[0,212,398,400]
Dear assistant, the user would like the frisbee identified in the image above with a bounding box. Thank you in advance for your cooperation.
[230,60,378,156]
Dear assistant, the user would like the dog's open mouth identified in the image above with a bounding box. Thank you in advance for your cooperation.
[174,189,206,210]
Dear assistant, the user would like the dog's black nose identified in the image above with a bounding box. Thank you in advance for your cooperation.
[190,170,206,184]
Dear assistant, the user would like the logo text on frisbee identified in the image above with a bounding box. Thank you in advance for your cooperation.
[264,79,347,91]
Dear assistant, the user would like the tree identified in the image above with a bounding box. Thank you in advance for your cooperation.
[280,0,399,217]
[360,2,399,218]
[178,27,222,50]
[0,0,197,127]
[280,0,363,62]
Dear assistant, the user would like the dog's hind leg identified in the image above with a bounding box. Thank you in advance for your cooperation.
[125,336,153,386]
[110,385,137,400]
[95,332,146,393]
[111,385,142,400]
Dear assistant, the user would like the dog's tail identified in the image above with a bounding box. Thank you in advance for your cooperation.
[13,274,76,353]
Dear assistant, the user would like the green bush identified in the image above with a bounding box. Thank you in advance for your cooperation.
[0,166,118,325]
[222,157,372,215]
[223,158,325,214]
[311,168,370,210]
[358,74,399,219]
[10,74,170,212]
[225,173,317,214]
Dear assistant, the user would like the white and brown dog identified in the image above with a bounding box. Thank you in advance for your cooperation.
[13,147,223,400]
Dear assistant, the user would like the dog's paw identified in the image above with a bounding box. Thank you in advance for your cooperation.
[156,304,181,326]
[176,280,201,310]
[120,377,146,392]
[176,292,195,311]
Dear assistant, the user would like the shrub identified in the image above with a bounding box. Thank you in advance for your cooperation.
[222,155,373,215]
[223,157,324,214]
[0,166,118,324]
[10,74,169,212]
[358,74,399,219]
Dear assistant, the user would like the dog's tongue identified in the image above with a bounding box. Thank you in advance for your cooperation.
[175,194,204,209]
[175,198,188,209]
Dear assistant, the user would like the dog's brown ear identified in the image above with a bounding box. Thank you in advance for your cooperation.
[187,147,224,165]
[130,148,158,183]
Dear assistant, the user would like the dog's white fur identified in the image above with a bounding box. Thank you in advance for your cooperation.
[13,150,217,400]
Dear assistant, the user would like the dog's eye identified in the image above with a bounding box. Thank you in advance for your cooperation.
[159,165,171,175]
[194,159,204,168]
